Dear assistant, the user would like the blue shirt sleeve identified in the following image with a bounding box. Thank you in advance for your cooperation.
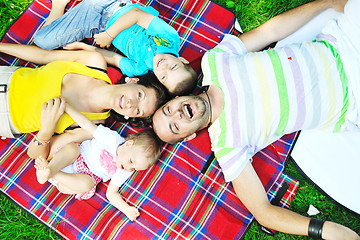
[119,57,149,77]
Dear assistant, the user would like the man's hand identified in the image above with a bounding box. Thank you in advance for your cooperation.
[327,0,348,12]
[94,31,113,48]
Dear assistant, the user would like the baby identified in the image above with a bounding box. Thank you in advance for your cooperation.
[28,98,162,221]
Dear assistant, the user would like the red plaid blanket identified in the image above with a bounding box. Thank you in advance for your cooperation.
[0,0,299,239]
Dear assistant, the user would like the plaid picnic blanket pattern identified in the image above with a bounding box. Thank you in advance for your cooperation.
[0,0,299,239]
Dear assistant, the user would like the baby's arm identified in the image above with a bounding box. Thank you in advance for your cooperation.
[94,8,155,48]
[106,181,140,221]
[65,104,98,136]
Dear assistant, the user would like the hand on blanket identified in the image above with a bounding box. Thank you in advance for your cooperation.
[94,31,113,48]
[124,206,140,221]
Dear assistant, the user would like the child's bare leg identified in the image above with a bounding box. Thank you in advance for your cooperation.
[51,171,94,194]
[43,0,72,27]
[35,142,80,184]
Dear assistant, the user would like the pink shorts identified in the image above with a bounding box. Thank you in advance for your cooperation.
[51,144,102,200]
[74,154,102,200]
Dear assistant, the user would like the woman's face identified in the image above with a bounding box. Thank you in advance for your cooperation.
[111,83,157,118]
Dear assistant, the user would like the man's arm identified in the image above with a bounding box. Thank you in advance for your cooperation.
[232,161,360,239]
[0,43,107,70]
[240,0,347,52]
[94,8,155,48]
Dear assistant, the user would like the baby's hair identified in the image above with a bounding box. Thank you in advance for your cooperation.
[171,64,198,96]
[125,130,162,167]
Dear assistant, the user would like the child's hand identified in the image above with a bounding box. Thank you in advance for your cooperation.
[124,206,140,221]
[94,32,113,48]
[40,97,66,134]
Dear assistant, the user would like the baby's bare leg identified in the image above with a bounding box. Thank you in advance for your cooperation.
[51,171,94,194]
[35,142,80,184]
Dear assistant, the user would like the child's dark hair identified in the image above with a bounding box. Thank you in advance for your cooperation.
[125,129,162,167]
[110,72,171,127]
[171,64,198,96]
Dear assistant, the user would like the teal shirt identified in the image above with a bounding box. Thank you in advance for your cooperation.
[106,4,180,77]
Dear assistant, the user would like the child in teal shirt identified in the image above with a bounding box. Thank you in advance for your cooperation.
[34,0,197,96]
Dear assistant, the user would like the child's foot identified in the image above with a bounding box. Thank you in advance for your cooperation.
[34,156,52,184]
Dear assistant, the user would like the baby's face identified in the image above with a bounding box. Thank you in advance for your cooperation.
[116,141,151,172]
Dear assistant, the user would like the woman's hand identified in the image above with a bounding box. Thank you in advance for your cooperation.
[94,31,113,48]
[40,97,66,136]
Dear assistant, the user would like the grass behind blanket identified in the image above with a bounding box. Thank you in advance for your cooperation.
[0,0,359,239]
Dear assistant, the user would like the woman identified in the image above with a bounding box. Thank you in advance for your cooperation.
[0,43,169,138]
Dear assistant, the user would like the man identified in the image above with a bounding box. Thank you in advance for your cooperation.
[153,0,360,238]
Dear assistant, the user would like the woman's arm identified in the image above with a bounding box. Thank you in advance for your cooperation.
[106,181,140,221]
[232,161,360,239]
[0,43,107,70]
[27,97,65,159]
[240,0,347,52]
[94,8,155,48]
[64,42,123,68]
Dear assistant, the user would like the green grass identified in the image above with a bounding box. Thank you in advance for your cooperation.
[0,0,359,239]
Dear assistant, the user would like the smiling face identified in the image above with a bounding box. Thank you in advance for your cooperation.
[111,83,157,118]
[152,95,210,144]
[115,141,151,172]
[153,54,194,94]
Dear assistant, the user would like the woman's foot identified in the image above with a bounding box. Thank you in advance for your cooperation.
[34,156,52,184]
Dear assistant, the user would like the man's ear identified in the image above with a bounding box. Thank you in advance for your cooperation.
[125,77,139,83]
[178,57,189,64]
[183,133,196,142]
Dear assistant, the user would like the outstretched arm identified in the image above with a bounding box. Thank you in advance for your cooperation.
[64,42,123,69]
[94,8,155,48]
[240,0,347,52]
[233,161,360,239]
[106,181,140,221]
[0,43,107,70]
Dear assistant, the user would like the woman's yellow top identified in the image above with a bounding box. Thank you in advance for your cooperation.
[9,61,112,133]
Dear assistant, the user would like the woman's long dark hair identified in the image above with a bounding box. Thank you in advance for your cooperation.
[110,72,171,127]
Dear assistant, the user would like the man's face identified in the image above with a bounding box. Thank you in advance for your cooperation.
[152,95,210,144]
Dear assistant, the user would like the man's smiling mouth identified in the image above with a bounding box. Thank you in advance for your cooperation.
[184,104,193,119]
